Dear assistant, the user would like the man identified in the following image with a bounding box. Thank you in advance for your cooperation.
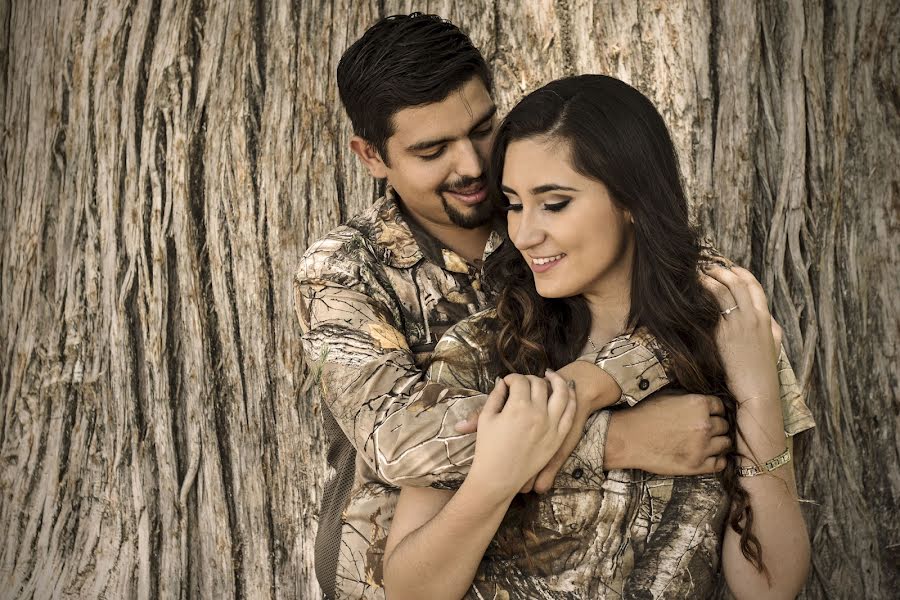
[295,13,730,599]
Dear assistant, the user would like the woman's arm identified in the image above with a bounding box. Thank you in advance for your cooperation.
[703,265,811,599]
[383,372,577,600]
[382,474,513,600]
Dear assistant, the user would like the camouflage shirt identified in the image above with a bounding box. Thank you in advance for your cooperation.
[426,308,816,599]
[294,192,671,599]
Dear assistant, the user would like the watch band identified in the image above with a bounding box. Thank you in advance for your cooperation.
[738,447,792,477]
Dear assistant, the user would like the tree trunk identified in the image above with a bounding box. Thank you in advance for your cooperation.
[0,1,896,598]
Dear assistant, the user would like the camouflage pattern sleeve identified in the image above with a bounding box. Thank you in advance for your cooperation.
[575,326,673,406]
[427,310,632,489]
[294,232,487,487]
[776,344,816,436]
[559,327,674,481]
[426,309,497,392]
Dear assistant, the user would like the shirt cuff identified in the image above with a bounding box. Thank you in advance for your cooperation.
[577,328,671,405]
[555,409,612,487]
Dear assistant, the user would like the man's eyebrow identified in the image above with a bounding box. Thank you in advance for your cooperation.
[405,105,497,153]
[502,183,580,195]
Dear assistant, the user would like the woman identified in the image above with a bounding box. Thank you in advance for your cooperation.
[382,75,814,599]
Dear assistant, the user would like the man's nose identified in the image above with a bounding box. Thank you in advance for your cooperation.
[453,138,483,180]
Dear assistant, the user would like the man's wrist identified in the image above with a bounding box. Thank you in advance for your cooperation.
[603,410,632,470]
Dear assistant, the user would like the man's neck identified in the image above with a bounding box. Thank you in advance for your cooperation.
[424,221,492,262]
[401,208,492,262]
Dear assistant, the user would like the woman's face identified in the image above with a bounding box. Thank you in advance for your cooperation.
[501,137,635,299]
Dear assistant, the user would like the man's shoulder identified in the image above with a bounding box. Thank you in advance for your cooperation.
[295,201,389,286]
[434,308,498,354]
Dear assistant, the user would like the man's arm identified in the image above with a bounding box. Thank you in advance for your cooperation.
[295,236,488,487]
[530,329,731,490]
[444,322,689,491]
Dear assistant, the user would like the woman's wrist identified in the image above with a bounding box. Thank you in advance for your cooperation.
[465,462,522,508]
[558,361,620,412]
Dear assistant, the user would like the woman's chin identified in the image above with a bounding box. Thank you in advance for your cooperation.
[534,281,577,299]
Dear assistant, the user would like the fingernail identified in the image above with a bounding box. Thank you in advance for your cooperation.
[567,380,576,390]
[545,368,555,375]
[494,376,502,386]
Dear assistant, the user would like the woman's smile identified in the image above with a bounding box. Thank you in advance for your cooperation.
[528,253,567,272]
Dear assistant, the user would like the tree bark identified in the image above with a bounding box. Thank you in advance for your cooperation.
[0,1,896,598]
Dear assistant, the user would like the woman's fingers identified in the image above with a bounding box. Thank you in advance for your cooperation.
[502,374,532,408]
[702,264,753,312]
[525,374,549,407]
[481,377,509,418]
[699,272,737,312]
[732,266,769,312]
[544,369,570,422]
[557,383,578,436]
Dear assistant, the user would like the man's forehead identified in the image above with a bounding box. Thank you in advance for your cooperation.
[389,79,495,147]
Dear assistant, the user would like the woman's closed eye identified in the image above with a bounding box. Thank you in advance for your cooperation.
[502,199,571,213]
[543,199,571,212]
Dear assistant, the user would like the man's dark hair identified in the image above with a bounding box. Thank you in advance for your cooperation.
[337,13,492,164]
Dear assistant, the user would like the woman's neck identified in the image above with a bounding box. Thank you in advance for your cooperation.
[584,292,631,346]
[583,257,633,346]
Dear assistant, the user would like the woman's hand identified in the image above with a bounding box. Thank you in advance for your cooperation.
[468,370,577,502]
[700,265,780,406]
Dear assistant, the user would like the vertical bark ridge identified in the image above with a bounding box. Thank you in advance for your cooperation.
[0,2,896,599]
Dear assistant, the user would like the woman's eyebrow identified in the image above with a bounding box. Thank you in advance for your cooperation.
[530,184,579,194]
[502,183,579,195]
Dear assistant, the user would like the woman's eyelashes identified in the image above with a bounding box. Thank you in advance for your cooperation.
[501,198,571,212]
[543,198,571,212]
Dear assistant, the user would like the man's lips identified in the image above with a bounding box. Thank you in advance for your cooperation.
[445,185,487,205]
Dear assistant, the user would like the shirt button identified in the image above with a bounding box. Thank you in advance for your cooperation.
[572,468,584,480]
[639,378,650,390]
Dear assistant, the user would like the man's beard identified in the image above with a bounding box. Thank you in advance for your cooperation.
[437,177,495,229]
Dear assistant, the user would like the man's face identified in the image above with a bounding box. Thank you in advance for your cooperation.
[365,77,497,230]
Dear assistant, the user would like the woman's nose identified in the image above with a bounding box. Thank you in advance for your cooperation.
[510,209,545,250]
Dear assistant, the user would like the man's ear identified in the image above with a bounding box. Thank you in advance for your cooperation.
[349,136,389,179]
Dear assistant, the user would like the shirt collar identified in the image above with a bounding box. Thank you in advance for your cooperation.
[369,188,505,272]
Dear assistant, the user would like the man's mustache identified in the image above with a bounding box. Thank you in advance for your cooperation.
[437,176,486,195]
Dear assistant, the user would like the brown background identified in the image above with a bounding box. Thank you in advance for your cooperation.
[1,1,897,598]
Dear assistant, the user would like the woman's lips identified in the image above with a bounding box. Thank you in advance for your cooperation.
[529,253,566,273]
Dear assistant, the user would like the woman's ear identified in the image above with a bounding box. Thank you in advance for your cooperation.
[349,136,389,179]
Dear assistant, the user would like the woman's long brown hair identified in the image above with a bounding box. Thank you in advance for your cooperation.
[479,75,765,572]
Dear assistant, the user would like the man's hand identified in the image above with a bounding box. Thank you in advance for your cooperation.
[605,391,731,475]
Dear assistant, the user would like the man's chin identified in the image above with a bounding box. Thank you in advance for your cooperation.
[441,195,493,229]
